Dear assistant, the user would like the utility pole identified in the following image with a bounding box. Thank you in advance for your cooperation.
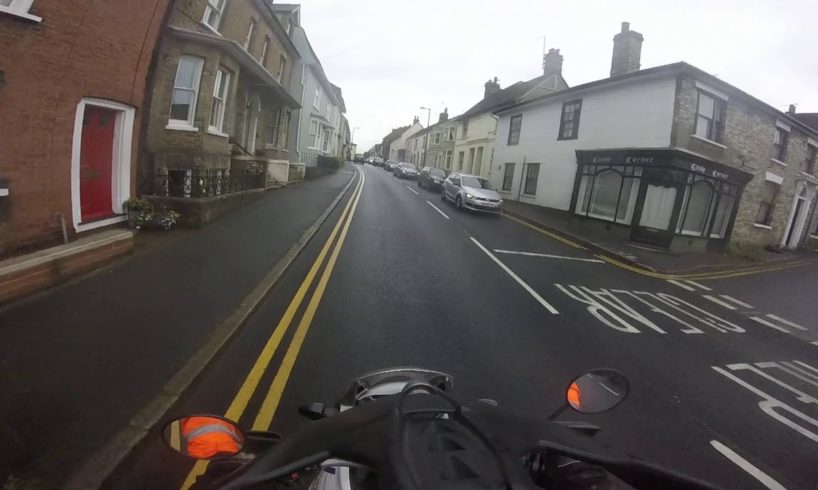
[419,106,431,168]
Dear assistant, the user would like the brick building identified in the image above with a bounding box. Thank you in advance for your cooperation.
[140,0,300,221]
[491,23,818,254]
[0,0,170,257]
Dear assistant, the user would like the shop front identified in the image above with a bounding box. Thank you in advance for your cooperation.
[572,149,753,252]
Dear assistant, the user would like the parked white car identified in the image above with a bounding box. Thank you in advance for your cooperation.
[441,172,503,214]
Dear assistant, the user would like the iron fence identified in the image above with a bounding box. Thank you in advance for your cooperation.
[152,168,265,198]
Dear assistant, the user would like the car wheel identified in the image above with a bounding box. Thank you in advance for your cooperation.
[441,189,447,202]
[455,195,463,210]
[417,180,422,188]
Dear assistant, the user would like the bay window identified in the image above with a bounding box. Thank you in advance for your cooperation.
[169,55,204,128]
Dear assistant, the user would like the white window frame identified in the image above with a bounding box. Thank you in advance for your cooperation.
[309,120,320,149]
[202,0,225,33]
[208,67,231,136]
[313,87,321,109]
[260,37,270,66]
[167,55,204,130]
[243,18,256,51]
[0,0,41,22]
[276,55,286,83]
[70,98,135,232]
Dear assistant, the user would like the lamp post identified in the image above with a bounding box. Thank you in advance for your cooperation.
[419,106,432,168]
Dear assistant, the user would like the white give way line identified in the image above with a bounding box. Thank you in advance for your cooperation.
[710,440,787,490]
[426,200,450,220]
[493,249,605,264]
[667,279,712,291]
[471,237,559,314]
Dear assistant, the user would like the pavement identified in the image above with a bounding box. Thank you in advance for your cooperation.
[0,166,355,488]
[502,200,816,275]
[104,163,818,490]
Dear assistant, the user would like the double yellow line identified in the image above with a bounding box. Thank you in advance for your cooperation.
[182,168,364,489]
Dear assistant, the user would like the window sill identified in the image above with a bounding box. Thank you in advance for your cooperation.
[521,192,537,198]
[771,158,787,167]
[753,223,772,230]
[165,123,199,133]
[810,235,818,240]
[0,6,42,22]
[201,22,222,36]
[207,127,229,138]
[690,134,727,149]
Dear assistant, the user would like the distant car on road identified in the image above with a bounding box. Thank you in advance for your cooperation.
[441,172,503,214]
[372,157,385,167]
[417,167,447,190]
[384,160,399,171]
[354,154,365,163]
[394,162,419,179]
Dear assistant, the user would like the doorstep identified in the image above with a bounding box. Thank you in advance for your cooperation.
[0,228,134,304]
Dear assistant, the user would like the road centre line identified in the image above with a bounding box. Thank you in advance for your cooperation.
[182,169,364,488]
[709,440,787,490]
[719,295,754,309]
[492,249,605,263]
[405,185,419,195]
[702,294,737,310]
[667,279,696,291]
[765,314,807,331]
[252,167,364,431]
[750,316,790,333]
[470,237,559,314]
[426,200,450,220]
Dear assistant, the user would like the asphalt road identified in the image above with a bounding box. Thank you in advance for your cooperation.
[108,164,818,490]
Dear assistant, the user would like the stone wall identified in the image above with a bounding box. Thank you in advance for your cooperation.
[672,75,818,254]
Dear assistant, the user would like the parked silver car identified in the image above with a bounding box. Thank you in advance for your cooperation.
[394,162,419,179]
[441,172,503,214]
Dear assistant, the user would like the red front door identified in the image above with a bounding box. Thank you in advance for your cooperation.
[80,106,116,222]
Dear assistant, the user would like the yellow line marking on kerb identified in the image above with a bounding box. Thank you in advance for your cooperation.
[181,169,363,489]
[501,213,586,250]
[253,169,365,430]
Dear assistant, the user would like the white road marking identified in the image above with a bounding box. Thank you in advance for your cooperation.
[405,185,419,195]
[425,200,450,220]
[684,280,712,291]
[702,294,737,310]
[667,279,696,291]
[765,314,807,331]
[493,249,605,263]
[811,340,818,347]
[471,237,559,314]
[719,295,754,309]
[750,316,790,333]
[709,440,787,490]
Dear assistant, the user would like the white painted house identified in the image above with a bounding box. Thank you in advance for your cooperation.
[492,23,818,254]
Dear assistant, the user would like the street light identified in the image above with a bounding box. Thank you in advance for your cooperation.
[419,106,432,167]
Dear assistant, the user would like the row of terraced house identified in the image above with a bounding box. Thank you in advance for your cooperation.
[382,22,818,256]
[0,0,349,265]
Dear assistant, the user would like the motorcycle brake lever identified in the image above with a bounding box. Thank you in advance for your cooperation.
[554,421,601,437]
[298,403,339,420]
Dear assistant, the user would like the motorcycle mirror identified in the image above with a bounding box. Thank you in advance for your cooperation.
[161,415,246,460]
[566,369,630,414]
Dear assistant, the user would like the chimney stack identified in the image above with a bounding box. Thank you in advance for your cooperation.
[788,104,797,115]
[438,108,449,123]
[413,116,419,125]
[610,22,643,77]
[543,48,563,77]
[484,77,500,98]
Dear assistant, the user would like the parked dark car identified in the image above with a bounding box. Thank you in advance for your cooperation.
[395,162,419,179]
[371,157,384,167]
[384,160,399,171]
[417,167,447,190]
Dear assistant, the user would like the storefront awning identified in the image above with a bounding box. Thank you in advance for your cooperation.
[575,148,754,185]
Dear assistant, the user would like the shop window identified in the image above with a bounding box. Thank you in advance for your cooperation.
[710,194,735,238]
[755,180,779,225]
[677,180,715,235]
[502,163,515,191]
[694,91,726,143]
[508,115,522,145]
[588,170,621,219]
[576,166,641,224]
[523,163,540,195]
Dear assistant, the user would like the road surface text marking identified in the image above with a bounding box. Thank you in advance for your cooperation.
[713,361,818,443]
[710,440,787,490]
[719,295,754,309]
[426,200,450,220]
[685,280,711,291]
[765,314,807,331]
[750,316,791,333]
[555,284,745,335]
[703,294,737,310]
[667,279,696,291]
[405,185,419,195]
[182,169,365,488]
[493,249,605,263]
[471,237,559,314]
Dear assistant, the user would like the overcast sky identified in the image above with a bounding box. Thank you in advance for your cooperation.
[294,0,818,151]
